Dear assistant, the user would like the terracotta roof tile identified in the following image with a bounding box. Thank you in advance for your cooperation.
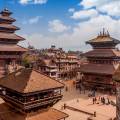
[84,49,120,57]
[87,36,120,43]
[113,65,120,82]
[0,24,20,30]
[39,59,56,67]
[80,63,119,75]
[0,103,68,120]
[0,16,15,22]
[0,44,27,52]
[0,32,25,40]
[0,69,64,93]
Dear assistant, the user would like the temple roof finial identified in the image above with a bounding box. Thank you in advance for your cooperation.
[107,30,110,36]
[103,28,105,36]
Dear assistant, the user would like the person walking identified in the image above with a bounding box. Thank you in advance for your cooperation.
[93,98,95,104]
[103,97,105,104]
[94,97,97,104]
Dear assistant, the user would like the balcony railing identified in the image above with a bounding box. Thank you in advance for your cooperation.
[24,95,62,109]
[0,93,62,110]
[0,55,21,59]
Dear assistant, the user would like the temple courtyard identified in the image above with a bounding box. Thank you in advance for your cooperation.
[53,80,116,120]
[0,79,116,120]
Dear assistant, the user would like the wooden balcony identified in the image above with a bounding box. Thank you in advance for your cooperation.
[83,81,115,89]
[24,95,62,110]
[0,93,62,111]
[0,55,21,59]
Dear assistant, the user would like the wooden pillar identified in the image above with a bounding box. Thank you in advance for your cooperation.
[0,59,6,77]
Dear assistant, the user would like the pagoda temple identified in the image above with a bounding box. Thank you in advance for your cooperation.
[80,29,120,92]
[0,8,27,77]
[0,9,68,120]
[0,68,68,120]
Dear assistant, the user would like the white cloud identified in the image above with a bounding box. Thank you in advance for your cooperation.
[80,0,120,17]
[20,14,120,52]
[80,0,112,9]
[22,16,41,24]
[71,9,98,20]
[19,0,120,51]
[68,8,75,13]
[29,16,41,24]
[98,1,120,17]
[19,0,47,4]
[48,19,70,33]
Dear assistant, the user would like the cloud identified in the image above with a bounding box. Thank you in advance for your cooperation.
[98,1,120,17]
[22,16,41,24]
[80,0,112,9]
[19,0,120,51]
[19,14,120,52]
[19,0,47,5]
[71,9,98,20]
[68,8,75,13]
[48,19,70,33]
[80,0,120,18]
[29,16,41,24]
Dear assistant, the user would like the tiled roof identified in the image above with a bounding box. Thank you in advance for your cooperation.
[0,16,15,22]
[80,63,119,75]
[0,32,25,40]
[87,36,120,43]
[84,49,120,57]
[0,103,68,120]
[0,24,20,30]
[39,59,56,67]
[0,44,27,52]
[0,68,64,93]
[113,65,120,82]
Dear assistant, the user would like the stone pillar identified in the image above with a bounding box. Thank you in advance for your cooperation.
[116,82,120,120]
[0,60,6,77]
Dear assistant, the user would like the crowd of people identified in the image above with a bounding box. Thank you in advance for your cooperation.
[92,96,110,105]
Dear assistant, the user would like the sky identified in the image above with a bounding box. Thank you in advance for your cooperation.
[1,0,120,52]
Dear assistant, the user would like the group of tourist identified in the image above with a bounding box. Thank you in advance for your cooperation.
[92,96,110,105]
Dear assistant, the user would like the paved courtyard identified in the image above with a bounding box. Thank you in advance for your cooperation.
[53,80,116,120]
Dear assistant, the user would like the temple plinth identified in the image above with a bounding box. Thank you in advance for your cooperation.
[80,29,120,92]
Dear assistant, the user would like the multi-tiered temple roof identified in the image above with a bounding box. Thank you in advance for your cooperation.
[0,8,68,120]
[86,29,120,47]
[0,8,26,51]
[0,8,27,77]
[80,29,120,75]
